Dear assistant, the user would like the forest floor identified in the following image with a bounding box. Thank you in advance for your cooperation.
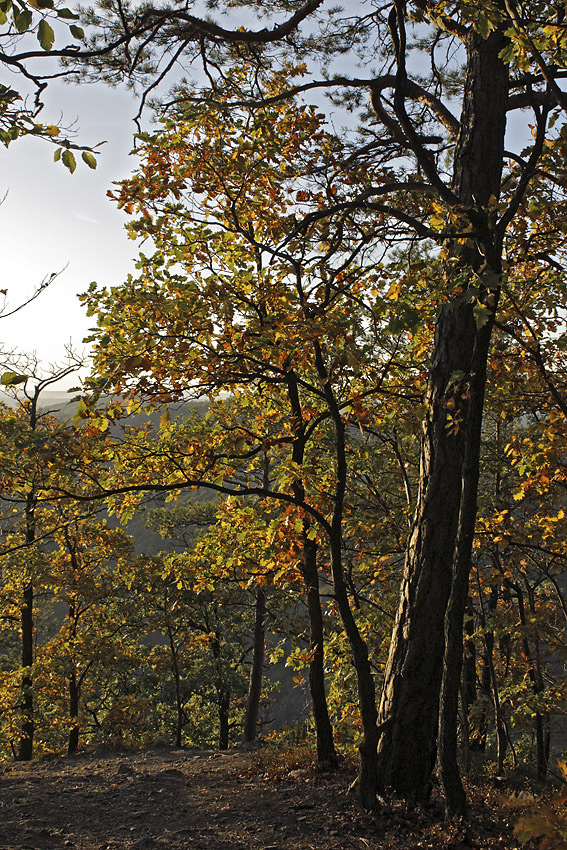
[0,745,535,850]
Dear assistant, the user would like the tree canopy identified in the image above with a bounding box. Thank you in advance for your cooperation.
[2,0,567,830]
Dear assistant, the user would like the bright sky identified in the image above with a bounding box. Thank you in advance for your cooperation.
[0,77,141,385]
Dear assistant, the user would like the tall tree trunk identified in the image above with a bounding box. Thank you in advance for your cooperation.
[18,579,34,761]
[284,370,338,770]
[301,536,338,769]
[472,585,498,751]
[516,581,549,780]
[376,25,509,800]
[330,533,379,808]
[68,669,80,755]
[218,687,231,750]
[313,340,378,807]
[439,297,496,816]
[461,601,477,750]
[18,486,37,762]
[488,637,509,774]
[243,585,266,743]
[167,623,184,747]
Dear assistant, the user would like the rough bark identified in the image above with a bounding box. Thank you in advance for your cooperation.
[376,25,509,800]
[439,294,497,816]
[243,585,266,744]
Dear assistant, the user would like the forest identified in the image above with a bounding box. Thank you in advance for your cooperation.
[2,0,567,844]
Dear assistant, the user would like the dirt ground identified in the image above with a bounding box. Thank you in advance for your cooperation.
[0,747,524,850]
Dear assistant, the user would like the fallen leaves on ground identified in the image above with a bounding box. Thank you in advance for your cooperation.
[0,747,522,850]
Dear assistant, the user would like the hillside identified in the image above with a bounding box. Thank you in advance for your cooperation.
[0,747,522,850]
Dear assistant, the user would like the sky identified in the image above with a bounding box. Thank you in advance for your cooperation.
[0,77,142,387]
[0,2,275,392]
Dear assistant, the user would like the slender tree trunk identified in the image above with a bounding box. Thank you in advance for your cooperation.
[471,585,498,752]
[218,687,231,750]
[312,339,378,807]
[68,669,80,755]
[516,582,549,780]
[330,533,379,807]
[461,601,477,751]
[459,606,476,773]
[167,624,184,748]
[301,536,338,769]
[478,590,509,774]
[284,369,338,770]
[376,25,509,800]
[488,639,509,774]
[17,393,41,762]
[210,631,231,750]
[18,579,34,761]
[243,585,266,743]
[460,684,471,775]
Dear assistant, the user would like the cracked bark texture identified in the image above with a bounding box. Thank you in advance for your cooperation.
[376,24,509,800]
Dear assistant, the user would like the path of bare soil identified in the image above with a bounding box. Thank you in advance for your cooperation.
[0,747,522,850]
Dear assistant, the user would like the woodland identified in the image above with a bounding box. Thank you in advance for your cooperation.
[3,0,567,844]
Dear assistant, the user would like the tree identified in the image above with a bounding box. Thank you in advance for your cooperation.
[56,0,567,810]
[145,493,278,748]
[44,518,133,754]
[80,67,424,800]
[0,358,82,758]
[0,1,107,167]
[0,0,336,162]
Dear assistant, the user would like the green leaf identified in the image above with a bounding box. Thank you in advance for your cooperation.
[473,302,492,329]
[61,149,76,173]
[53,147,62,162]
[81,150,97,169]
[56,7,79,18]
[37,18,55,50]
[478,268,501,288]
[386,306,420,335]
[0,85,18,104]
[475,11,495,38]
[1,371,27,386]
[69,23,85,39]
[13,8,32,31]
